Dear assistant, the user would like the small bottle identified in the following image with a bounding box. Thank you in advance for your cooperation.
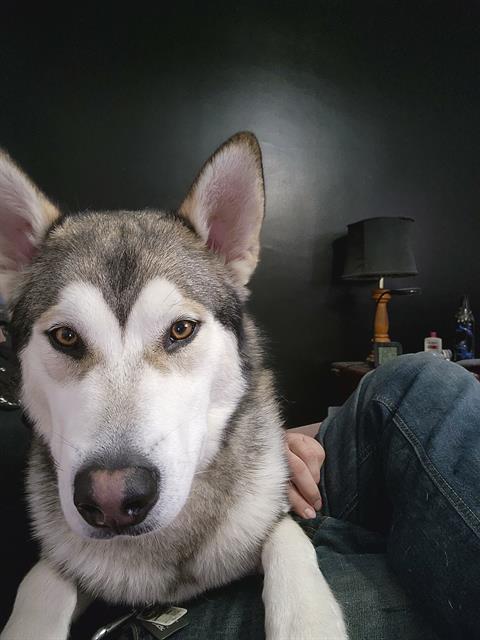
[454,295,475,361]
[424,331,442,354]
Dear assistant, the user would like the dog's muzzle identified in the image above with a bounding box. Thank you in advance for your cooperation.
[73,460,159,534]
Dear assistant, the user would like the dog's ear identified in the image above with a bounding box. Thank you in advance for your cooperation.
[0,150,60,301]
[179,132,265,285]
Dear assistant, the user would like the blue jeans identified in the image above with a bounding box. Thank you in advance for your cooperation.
[78,353,479,640]
[318,352,480,639]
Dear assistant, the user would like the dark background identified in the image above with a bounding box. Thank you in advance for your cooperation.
[1,2,480,425]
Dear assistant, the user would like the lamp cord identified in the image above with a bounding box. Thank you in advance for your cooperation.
[375,289,391,311]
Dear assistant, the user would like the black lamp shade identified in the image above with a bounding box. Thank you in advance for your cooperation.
[342,216,418,281]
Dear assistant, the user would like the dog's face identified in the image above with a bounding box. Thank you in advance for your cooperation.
[0,134,265,539]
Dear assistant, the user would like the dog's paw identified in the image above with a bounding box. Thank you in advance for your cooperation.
[263,544,348,639]
[1,561,77,640]
[1,619,69,640]
[265,590,348,640]
[262,517,348,639]
[263,554,348,640]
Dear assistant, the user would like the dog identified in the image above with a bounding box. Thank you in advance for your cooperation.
[0,133,347,639]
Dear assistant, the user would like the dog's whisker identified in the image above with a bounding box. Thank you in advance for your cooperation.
[159,288,176,307]
[52,459,66,474]
[152,421,189,443]
[51,430,81,454]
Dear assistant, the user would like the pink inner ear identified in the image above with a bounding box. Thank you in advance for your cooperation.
[0,209,37,267]
[202,152,261,263]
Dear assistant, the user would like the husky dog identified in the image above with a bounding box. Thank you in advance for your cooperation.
[0,134,347,640]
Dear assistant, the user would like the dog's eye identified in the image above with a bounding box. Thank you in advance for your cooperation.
[170,320,197,341]
[49,326,80,348]
[46,326,85,359]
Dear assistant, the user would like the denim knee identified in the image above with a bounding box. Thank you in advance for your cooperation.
[358,352,468,410]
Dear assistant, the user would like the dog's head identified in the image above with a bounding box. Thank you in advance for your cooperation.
[0,133,265,539]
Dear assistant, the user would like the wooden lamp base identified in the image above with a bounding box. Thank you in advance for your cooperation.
[366,288,391,364]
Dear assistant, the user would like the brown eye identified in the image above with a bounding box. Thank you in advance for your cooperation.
[170,320,197,341]
[51,327,79,348]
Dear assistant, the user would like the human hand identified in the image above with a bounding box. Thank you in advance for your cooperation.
[286,431,325,519]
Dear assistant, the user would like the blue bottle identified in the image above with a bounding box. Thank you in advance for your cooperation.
[454,294,475,361]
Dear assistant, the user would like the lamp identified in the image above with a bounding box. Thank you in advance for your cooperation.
[341,216,420,363]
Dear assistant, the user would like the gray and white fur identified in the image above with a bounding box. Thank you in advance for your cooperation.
[0,134,347,639]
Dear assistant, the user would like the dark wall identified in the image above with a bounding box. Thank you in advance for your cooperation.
[1,3,480,424]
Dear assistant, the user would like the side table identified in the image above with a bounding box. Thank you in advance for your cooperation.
[331,361,373,406]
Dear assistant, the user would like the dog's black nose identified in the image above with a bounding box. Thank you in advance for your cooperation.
[73,464,159,532]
